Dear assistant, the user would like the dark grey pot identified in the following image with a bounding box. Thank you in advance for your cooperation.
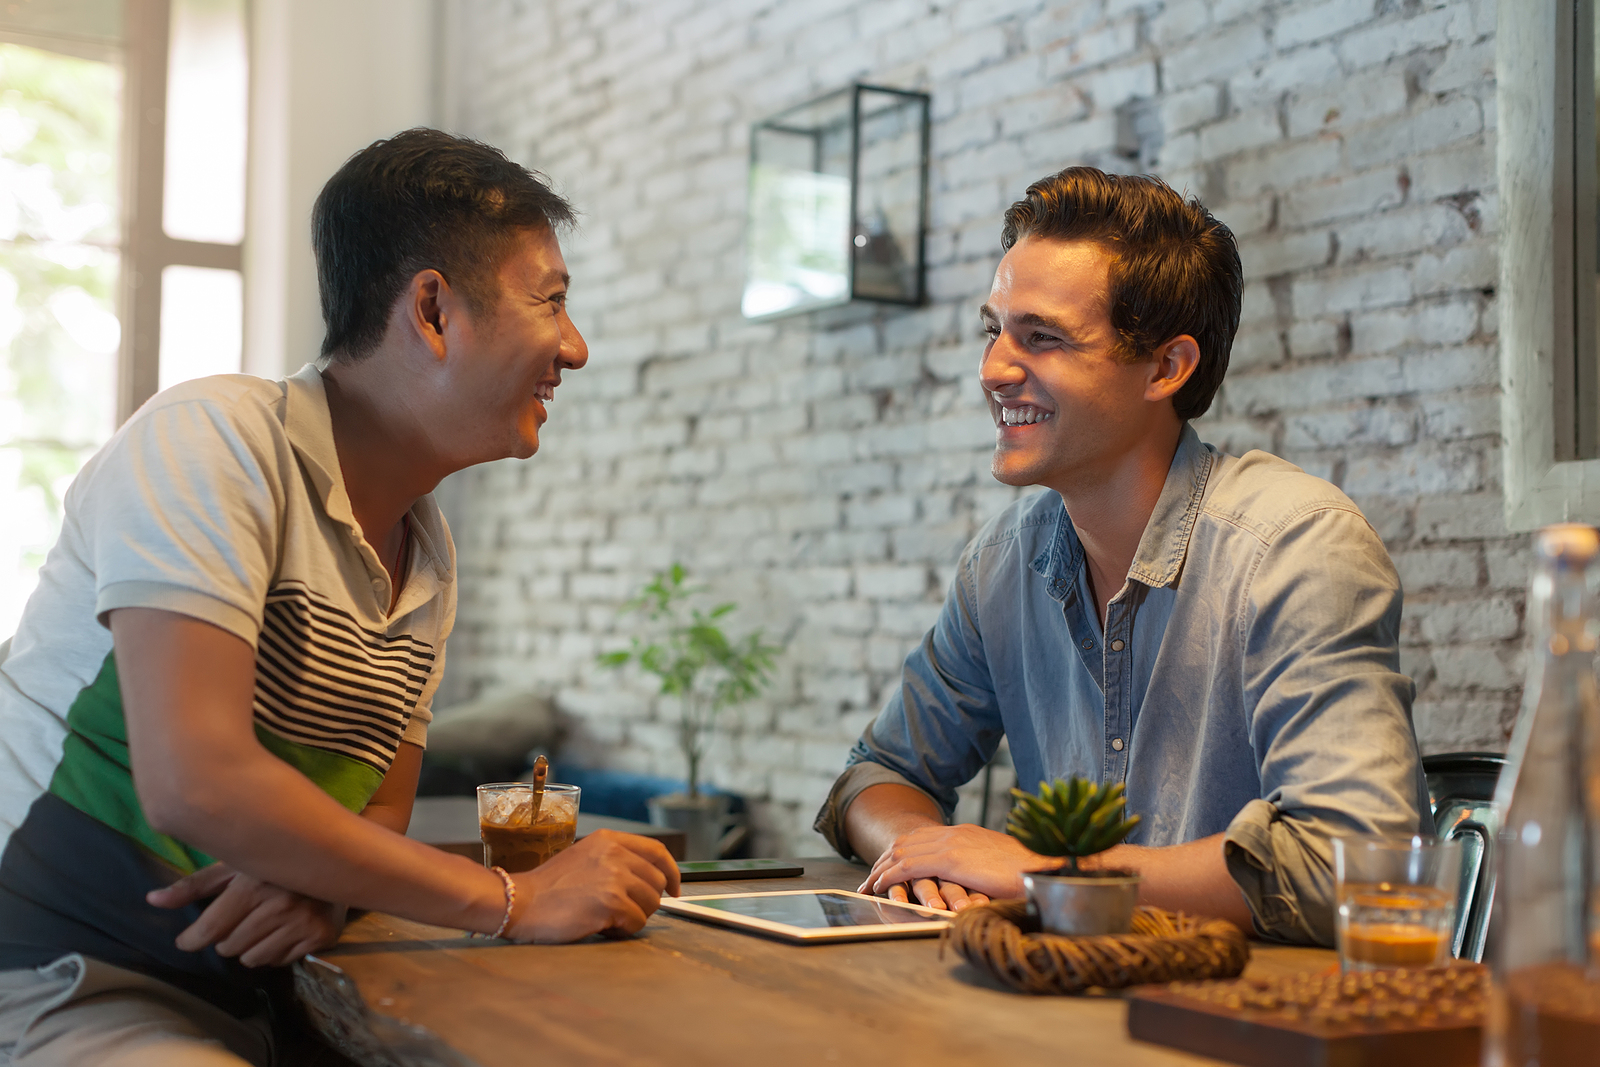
[1023,871,1142,936]
[646,792,745,860]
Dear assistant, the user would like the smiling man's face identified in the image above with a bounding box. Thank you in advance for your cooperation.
[979,237,1164,494]
[447,224,587,463]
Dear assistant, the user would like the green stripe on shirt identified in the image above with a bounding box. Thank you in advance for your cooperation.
[48,650,387,875]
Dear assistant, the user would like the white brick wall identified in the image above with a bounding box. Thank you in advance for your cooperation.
[439,0,1514,856]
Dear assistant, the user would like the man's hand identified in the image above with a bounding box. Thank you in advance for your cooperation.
[147,863,346,967]
[859,823,1058,910]
[508,830,681,943]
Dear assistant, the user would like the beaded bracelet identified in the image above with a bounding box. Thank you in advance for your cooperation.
[488,865,516,939]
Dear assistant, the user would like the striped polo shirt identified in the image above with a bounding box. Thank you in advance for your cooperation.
[0,363,454,1005]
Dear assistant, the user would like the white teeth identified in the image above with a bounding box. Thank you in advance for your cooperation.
[1001,405,1051,426]
[534,384,554,402]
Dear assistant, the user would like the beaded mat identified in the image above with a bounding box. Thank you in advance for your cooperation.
[943,899,1249,995]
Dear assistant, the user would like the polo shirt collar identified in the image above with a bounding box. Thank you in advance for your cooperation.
[283,363,454,594]
[284,363,346,519]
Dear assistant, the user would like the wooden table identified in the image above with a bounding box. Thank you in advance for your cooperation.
[405,795,688,861]
[299,858,1334,1066]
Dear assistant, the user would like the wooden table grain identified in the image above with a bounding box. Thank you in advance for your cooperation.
[300,858,1335,1067]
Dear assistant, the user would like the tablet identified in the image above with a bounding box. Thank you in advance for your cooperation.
[657,889,951,943]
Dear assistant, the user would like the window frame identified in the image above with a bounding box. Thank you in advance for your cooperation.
[1500,0,1600,528]
[0,0,246,425]
[119,0,244,421]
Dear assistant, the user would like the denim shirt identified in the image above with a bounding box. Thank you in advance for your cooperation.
[814,426,1431,946]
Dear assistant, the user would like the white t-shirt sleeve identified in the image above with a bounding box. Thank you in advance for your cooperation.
[77,393,285,647]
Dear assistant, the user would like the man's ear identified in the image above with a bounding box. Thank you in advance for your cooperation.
[1145,334,1201,404]
[405,270,453,362]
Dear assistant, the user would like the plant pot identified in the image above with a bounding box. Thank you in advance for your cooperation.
[1023,870,1142,936]
[646,792,747,860]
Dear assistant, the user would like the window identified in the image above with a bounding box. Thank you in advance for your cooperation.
[1500,0,1600,527]
[0,0,247,637]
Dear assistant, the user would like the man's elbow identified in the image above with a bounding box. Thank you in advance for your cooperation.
[137,765,239,841]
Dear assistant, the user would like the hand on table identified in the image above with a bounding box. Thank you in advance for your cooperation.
[147,863,346,967]
[508,829,681,943]
[858,823,1058,912]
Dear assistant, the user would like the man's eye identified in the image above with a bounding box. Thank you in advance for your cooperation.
[982,324,1000,338]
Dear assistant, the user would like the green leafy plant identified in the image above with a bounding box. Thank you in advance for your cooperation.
[1006,776,1141,876]
[597,565,782,798]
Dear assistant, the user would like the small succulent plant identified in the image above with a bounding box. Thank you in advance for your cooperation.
[1006,776,1141,876]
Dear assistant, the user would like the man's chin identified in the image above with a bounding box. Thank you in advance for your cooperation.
[990,452,1041,487]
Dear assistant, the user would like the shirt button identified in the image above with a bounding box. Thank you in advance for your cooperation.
[1111,639,1125,652]
[1112,738,1125,751]
[371,577,384,590]
[1080,638,1094,650]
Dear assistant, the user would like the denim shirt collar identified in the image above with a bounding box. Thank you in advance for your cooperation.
[1031,423,1216,600]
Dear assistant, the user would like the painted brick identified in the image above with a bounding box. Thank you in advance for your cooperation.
[1293,266,1414,315]
[1239,230,1334,277]
[1345,99,1483,171]
[1161,83,1224,134]
[1417,597,1521,644]
[1391,547,1482,592]
[1276,0,1379,49]
[1163,23,1272,89]
[1043,18,1141,77]
[1228,47,1343,108]
[1283,405,1419,451]
[1338,8,1459,70]
[1281,168,1407,229]
[1226,137,1344,199]
[1199,108,1284,159]
[1349,298,1479,355]
[1412,699,1513,752]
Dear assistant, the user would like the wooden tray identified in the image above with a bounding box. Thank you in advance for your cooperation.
[1127,985,1479,1067]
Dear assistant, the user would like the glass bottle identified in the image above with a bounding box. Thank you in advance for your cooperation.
[1483,524,1600,1066]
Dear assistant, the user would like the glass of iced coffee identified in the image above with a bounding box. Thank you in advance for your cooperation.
[476,782,580,872]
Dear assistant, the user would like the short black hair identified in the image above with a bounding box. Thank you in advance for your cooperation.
[1001,167,1242,421]
[312,128,576,361]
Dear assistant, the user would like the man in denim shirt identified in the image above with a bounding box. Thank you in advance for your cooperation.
[815,168,1430,947]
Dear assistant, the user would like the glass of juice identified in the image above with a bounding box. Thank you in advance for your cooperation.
[1334,834,1461,972]
[476,782,580,873]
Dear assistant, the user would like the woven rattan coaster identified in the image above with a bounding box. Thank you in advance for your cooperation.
[944,899,1250,995]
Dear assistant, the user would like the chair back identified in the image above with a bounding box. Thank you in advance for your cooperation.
[1422,752,1504,963]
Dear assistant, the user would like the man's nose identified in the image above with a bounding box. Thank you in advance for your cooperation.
[979,332,1025,393]
[559,311,589,370]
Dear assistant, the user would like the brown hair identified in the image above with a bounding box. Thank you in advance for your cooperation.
[1001,167,1241,421]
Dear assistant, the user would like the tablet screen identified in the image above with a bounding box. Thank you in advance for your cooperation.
[691,891,938,928]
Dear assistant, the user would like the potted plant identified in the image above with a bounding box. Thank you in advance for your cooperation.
[598,565,781,859]
[1007,776,1143,936]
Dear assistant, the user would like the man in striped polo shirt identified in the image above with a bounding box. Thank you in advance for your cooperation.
[0,129,679,1066]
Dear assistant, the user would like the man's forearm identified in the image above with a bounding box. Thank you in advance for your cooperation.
[843,783,946,864]
[1089,833,1254,931]
[151,745,502,931]
[114,609,505,934]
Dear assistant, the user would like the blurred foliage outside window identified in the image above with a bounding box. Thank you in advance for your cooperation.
[0,42,121,640]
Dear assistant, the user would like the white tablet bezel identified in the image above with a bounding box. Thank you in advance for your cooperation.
[657,889,951,943]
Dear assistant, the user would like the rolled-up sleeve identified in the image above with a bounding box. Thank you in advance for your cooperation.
[1229,506,1431,945]
[813,555,1006,859]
